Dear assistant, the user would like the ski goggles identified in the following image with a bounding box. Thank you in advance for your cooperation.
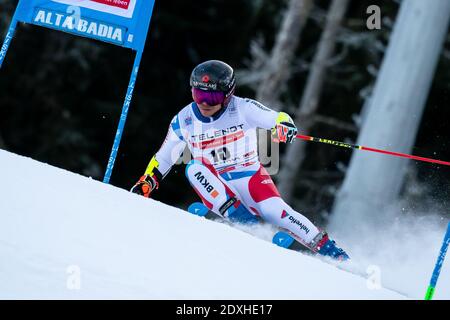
[192,88,225,106]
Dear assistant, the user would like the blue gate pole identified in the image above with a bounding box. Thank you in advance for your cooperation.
[103,50,143,184]
[425,221,450,300]
[0,18,18,69]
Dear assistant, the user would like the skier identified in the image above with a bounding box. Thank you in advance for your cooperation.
[131,60,349,261]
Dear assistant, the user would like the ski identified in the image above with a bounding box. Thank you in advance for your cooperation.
[188,202,310,253]
[187,201,350,263]
[272,230,309,252]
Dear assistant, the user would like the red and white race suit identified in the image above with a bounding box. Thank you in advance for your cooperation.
[154,96,320,243]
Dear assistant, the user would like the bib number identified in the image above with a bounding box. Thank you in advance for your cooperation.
[211,147,230,163]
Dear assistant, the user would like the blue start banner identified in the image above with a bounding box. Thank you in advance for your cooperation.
[1,0,156,184]
[13,0,155,51]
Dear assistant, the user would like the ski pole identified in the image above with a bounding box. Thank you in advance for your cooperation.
[296,134,450,167]
[425,222,450,300]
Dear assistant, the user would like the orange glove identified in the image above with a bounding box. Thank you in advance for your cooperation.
[272,112,298,143]
[130,174,159,198]
[275,121,298,144]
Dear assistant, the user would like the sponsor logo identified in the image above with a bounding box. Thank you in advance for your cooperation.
[191,80,217,90]
[194,171,219,198]
[317,138,352,149]
[184,116,192,126]
[0,31,12,61]
[91,0,131,10]
[282,210,310,234]
[225,98,237,116]
[227,77,236,90]
[192,131,244,150]
[242,161,256,167]
[33,8,125,45]
[245,99,271,112]
[51,0,136,18]
[243,151,255,159]
[288,216,310,234]
[261,179,273,185]
[190,125,244,142]
[202,75,210,83]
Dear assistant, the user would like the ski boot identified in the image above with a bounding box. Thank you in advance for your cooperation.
[311,231,350,261]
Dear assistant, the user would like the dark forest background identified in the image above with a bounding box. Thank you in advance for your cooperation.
[1,0,449,222]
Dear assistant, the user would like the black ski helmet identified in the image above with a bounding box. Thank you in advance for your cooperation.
[190,60,236,105]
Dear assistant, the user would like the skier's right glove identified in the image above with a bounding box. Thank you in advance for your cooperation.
[272,112,298,144]
[131,174,159,198]
[275,121,298,144]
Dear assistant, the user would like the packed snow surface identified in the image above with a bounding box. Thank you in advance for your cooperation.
[0,149,447,299]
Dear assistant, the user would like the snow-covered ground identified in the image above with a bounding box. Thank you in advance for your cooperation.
[0,149,446,299]
[329,207,450,300]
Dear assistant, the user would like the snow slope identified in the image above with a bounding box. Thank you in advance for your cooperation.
[0,149,413,299]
